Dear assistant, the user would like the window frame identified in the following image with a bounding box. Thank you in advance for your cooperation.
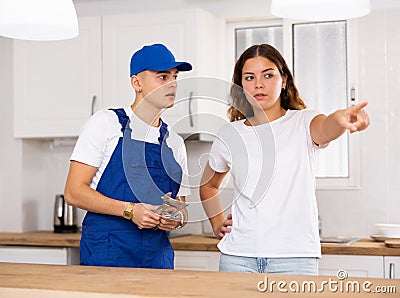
[225,18,360,189]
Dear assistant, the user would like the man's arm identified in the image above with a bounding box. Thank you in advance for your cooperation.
[64,160,161,229]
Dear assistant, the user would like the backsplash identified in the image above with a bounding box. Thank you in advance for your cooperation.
[21,139,83,231]
[17,139,233,235]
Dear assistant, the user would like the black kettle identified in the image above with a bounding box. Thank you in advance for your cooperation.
[54,194,78,233]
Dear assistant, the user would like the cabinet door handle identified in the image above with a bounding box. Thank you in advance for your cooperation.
[350,87,356,106]
[91,95,97,115]
[389,263,395,279]
[188,91,194,127]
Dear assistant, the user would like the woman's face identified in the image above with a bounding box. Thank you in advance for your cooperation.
[241,56,286,113]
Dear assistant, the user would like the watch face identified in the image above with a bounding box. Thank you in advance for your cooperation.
[123,209,132,219]
[123,203,134,220]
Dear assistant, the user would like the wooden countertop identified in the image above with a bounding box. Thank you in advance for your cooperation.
[1,231,400,256]
[0,231,81,248]
[1,262,399,298]
[321,239,400,256]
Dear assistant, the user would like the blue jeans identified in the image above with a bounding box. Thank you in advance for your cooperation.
[219,253,318,275]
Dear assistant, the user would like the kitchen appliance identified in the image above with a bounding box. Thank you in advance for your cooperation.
[53,194,78,233]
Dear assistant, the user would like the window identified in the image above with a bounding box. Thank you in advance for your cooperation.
[235,25,283,59]
[293,21,348,178]
[226,19,359,189]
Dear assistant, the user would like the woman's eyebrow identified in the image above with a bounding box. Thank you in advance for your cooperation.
[262,68,275,72]
[243,68,275,75]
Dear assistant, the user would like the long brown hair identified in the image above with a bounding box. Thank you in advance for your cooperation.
[228,44,306,122]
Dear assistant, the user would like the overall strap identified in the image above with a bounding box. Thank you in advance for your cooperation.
[109,108,130,133]
[109,108,169,143]
[158,119,169,144]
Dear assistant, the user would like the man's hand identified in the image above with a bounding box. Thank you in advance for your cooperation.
[131,203,161,229]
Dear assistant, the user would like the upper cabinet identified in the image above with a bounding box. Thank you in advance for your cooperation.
[13,9,227,139]
[102,9,228,139]
[13,16,102,138]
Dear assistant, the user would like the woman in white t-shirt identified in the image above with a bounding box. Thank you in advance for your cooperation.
[200,44,369,275]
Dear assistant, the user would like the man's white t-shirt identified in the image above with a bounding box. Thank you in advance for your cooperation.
[70,107,191,197]
[209,109,323,258]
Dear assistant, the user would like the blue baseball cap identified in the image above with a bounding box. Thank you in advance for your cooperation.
[130,43,192,77]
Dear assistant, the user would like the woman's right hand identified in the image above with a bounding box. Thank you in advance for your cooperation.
[214,214,232,239]
[131,203,161,229]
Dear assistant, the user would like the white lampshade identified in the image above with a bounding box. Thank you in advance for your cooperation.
[271,0,371,21]
[0,0,79,41]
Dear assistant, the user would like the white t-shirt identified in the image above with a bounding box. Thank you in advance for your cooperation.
[70,107,191,197]
[209,109,324,258]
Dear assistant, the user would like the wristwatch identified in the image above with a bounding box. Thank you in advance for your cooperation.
[123,202,135,220]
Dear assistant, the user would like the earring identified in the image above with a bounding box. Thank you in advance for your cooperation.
[138,88,142,93]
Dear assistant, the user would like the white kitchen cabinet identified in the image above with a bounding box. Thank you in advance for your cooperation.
[0,246,79,265]
[319,255,384,278]
[13,16,102,138]
[384,257,400,279]
[102,9,229,140]
[174,250,220,271]
[13,10,227,139]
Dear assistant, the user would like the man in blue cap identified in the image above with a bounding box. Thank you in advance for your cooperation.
[64,44,192,268]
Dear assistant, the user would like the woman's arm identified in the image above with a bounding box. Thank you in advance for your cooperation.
[64,160,161,229]
[200,163,232,239]
[310,101,370,145]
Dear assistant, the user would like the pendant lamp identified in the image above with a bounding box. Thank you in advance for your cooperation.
[271,0,371,21]
[0,0,78,41]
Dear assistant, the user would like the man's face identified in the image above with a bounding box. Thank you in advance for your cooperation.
[138,68,178,109]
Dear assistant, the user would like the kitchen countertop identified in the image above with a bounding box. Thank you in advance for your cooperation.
[0,231,80,248]
[1,231,400,256]
[1,262,399,298]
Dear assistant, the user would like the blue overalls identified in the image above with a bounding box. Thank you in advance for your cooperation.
[80,108,183,268]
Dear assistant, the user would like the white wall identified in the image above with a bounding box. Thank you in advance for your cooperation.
[15,139,231,235]
[73,0,272,19]
[0,2,399,236]
[72,0,400,19]
[20,140,86,231]
[317,9,400,237]
[0,38,24,232]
